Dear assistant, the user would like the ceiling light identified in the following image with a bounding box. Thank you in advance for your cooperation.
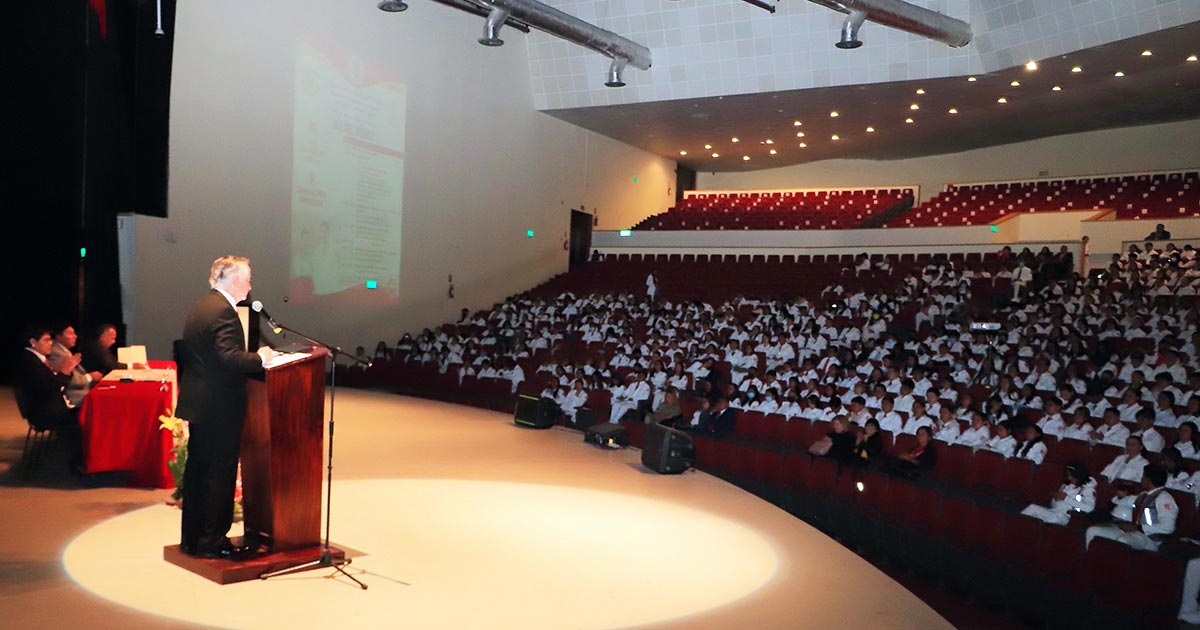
[1052,86,1062,92]
[831,134,840,141]
[377,0,409,11]
[997,97,1007,103]
[1010,80,1020,87]
[711,152,719,158]
[799,142,807,148]
[910,103,920,110]
[765,139,774,144]
[1114,71,1125,77]
[967,76,977,82]
[916,88,925,95]
[865,126,875,133]
[948,108,958,114]
[1071,66,1082,73]
[905,118,914,124]
[1188,55,1198,62]
[769,149,778,155]
[793,120,803,126]
[679,150,687,156]
[1025,60,1038,71]
[704,144,712,149]
[1141,50,1152,57]
[742,155,750,161]
[731,137,739,143]
[796,131,805,138]
[829,111,839,117]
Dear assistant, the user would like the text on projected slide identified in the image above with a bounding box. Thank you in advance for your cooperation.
[290,37,405,304]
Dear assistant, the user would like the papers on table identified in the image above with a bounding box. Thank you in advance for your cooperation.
[117,345,148,366]
[262,350,313,370]
[101,368,179,411]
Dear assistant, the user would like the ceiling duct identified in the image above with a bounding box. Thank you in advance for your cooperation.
[809,0,972,48]
[474,0,651,72]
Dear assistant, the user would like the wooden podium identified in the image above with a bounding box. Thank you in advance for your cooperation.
[164,348,345,584]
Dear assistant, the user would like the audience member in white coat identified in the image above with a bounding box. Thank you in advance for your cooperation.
[1021,464,1097,525]
[984,422,1018,458]
[1086,464,1177,551]
[1090,409,1131,447]
[1101,436,1151,483]
[1014,425,1048,465]
[1036,399,1067,440]
[556,380,589,421]
[1062,409,1094,442]
[1132,408,1166,453]
[956,412,992,448]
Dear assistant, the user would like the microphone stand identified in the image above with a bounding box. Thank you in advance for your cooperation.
[258,323,371,589]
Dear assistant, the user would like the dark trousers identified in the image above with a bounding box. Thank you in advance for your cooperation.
[181,416,243,552]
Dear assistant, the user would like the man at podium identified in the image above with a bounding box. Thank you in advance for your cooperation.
[177,255,272,559]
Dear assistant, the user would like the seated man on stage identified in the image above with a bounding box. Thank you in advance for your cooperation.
[14,324,84,471]
[80,323,136,374]
[47,323,103,407]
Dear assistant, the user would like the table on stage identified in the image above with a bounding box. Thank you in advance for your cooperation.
[77,361,178,489]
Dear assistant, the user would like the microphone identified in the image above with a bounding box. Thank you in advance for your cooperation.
[251,300,283,334]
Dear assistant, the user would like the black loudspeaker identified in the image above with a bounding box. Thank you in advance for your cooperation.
[514,395,558,429]
[571,408,597,431]
[585,423,628,448]
[641,423,695,474]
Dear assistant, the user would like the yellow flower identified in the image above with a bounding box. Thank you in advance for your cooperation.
[159,414,182,432]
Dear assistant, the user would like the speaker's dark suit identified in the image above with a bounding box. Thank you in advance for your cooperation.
[177,289,263,553]
[81,338,125,374]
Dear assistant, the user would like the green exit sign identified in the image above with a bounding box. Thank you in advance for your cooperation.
[619,229,632,237]
[365,280,378,289]
[990,225,998,233]
[526,229,535,238]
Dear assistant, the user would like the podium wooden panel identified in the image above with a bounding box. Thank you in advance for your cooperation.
[165,348,334,584]
[241,348,329,551]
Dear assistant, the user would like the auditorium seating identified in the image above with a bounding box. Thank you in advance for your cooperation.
[524,251,1009,305]
[632,188,915,231]
[886,170,1200,227]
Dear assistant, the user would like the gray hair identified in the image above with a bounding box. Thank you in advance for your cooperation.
[208,255,250,289]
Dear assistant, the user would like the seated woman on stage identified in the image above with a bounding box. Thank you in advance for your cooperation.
[1021,464,1096,525]
[884,426,937,478]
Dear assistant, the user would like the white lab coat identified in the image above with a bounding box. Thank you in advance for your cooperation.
[1101,453,1150,483]
[1021,480,1097,525]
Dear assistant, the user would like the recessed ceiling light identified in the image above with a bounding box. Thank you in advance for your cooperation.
[769,149,778,155]
[831,134,840,141]
[997,97,1008,103]
[1071,66,1083,73]
[793,120,803,126]
[910,103,920,110]
[764,139,774,144]
[1010,80,1021,87]
[1025,60,1038,71]
[796,131,805,138]
[704,144,712,150]
[967,76,977,82]
[915,88,925,95]
[1114,71,1125,77]
[1188,55,1198,62]
[830,111,839,117]
[1052,86,1062,92]
[948,108,958,114]
[731,137,739,143]
[799,142,807,148]
[865,126,875,133]
[742,155,750,161]
[679,150,687,156]
[1141,50,1153,57]
[905,118,914,124]
[711,152,719,158]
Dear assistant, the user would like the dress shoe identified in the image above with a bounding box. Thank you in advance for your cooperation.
[190,538,252,560]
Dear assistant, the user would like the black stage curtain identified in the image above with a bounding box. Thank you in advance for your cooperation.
[3,0,175,383]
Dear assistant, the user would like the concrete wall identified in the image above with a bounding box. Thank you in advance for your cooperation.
[127,0,674,357]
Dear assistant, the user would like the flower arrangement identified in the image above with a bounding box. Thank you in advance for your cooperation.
[159,413,243,521]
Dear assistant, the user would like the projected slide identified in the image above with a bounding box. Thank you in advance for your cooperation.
[290,37,406,304]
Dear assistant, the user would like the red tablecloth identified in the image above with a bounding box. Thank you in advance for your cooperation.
[78,380,175,489]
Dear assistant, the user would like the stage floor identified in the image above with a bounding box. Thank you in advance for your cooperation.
[0,388,950,629]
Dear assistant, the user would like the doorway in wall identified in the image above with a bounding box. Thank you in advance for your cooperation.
[568,209,593,270]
